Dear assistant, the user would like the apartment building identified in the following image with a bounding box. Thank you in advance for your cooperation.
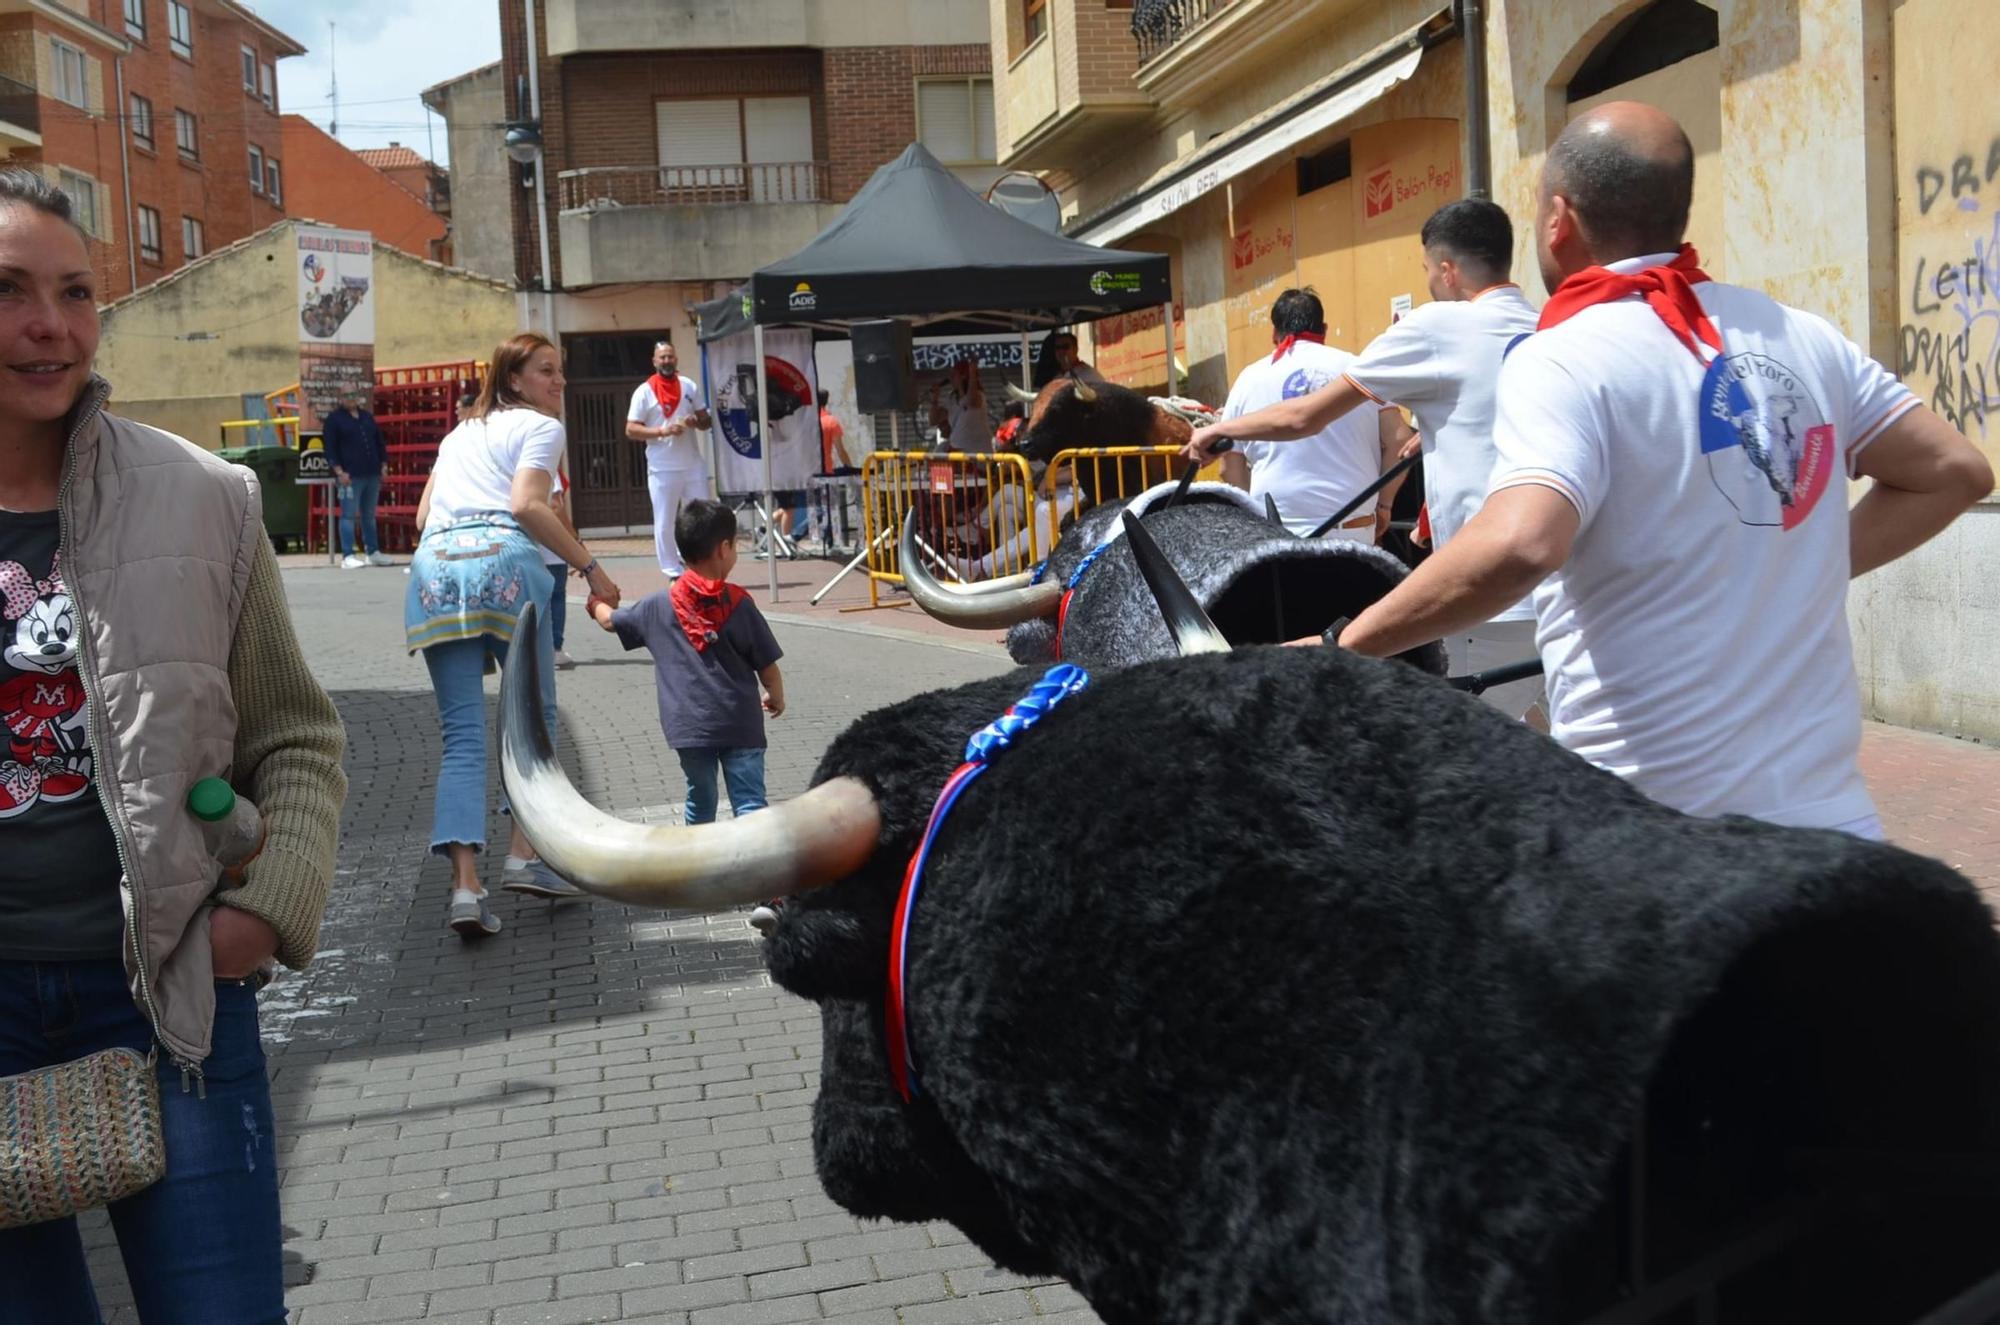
[989,0,1995,737]
[282,117,450,263]
[0,0,301,300]
[476,0,996,528]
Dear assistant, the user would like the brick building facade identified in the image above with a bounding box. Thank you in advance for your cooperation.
[282,117,449,262]
[493,0,996,292]
[0,0,300,301]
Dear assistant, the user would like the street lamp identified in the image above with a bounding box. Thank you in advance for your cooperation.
[503,120,542,166]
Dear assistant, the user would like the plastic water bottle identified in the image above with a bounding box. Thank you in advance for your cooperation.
[188,777,265,886]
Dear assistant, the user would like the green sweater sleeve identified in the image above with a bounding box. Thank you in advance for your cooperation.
[217,534,348,970]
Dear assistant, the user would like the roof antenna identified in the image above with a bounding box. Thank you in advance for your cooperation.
[327,20,338,138]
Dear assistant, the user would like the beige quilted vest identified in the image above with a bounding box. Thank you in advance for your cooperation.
[58,380,258,1071]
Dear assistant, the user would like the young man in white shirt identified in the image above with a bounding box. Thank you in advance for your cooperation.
[1188,201,1545,717]
[1212,289,1399,543]
[1333,101,1993,837]
[625,338,714,577]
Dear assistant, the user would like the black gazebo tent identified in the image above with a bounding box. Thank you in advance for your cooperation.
[747,142,1170,331]
[700,143,1178,595]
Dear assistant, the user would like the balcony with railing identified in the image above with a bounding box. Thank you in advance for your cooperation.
[555,161,839,287]
[1131,0,1236,64]
[0,73,41,150]
[557,161,829,211]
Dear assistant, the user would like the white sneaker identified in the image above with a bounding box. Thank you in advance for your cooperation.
[553,649,576,670]
[340,554,367,569]
[366,551,393,567]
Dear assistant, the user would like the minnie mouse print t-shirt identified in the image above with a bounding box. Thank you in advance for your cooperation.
[0,511,122,958]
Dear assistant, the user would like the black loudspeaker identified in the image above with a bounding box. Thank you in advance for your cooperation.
[852,318,917,413]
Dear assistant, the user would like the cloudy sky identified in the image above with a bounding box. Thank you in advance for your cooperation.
[254,0,503,166]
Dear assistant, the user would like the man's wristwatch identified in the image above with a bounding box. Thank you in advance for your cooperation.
[578,558,599,578]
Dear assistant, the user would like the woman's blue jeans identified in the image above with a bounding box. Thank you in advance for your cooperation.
[0,960,282,1324]
[676,747,768,826]
[423,618,557,853]
[545,567,567,652]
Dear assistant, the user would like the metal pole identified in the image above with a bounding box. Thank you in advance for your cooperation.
[524,0,557,297]
[755,323,776,598]
[1461,0,1491,199]
[1019,331,1032,393]
[113,58,137,291]
[1162,302,1177,396]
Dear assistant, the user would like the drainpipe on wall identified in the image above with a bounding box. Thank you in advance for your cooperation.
[112,56,137,289]
[523,0,557,334]
[1460,0,1490,199]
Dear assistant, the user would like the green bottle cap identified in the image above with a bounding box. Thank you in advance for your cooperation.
[188,777,236,823]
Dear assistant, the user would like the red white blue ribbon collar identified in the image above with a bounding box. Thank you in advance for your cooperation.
[1030,539,1115,662]
[885,663,1092,1102]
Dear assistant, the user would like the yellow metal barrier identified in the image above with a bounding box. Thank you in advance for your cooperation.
[1039,446,1194,549]
[860,451,1043,610]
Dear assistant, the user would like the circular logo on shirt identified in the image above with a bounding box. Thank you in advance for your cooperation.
[1697,352,1836,531]
[1281,367,1332,400]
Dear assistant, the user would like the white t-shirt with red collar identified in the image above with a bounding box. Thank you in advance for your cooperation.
[627,374,705,473]
[1344,283,1541,621]
[1223,339,1383,537]
[1489,254,1919,831]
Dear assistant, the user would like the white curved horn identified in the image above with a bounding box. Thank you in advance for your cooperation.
[500,603,879,910]
[897,513,1061,630]
[1005,382,1039,405]
[1069,370,1097,403]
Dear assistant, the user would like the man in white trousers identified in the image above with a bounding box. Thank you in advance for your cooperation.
[626,338,714,577]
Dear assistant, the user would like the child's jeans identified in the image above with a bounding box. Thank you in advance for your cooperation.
[677,748,767,825]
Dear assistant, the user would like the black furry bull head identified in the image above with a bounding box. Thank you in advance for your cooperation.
[499,604,2000,1324]
[900,480,1448,675]
[1006,373,1192,466]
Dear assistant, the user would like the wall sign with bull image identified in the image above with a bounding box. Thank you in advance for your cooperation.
[501,488,2000,1323]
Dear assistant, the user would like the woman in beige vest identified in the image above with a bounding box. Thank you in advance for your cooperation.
[0,169,346,1321]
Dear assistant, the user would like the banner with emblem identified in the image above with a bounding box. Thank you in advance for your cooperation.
[699,326,819,495]
[294,224,375,436]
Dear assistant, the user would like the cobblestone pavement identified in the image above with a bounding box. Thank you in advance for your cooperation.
[83,549,2000,1322]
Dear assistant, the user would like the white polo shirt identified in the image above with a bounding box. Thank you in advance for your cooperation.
[627,374,705,473]
[1345,284,1541,620]
[1223,340,1383,538]
[1489,255,1919,831]
[945,394,991,453]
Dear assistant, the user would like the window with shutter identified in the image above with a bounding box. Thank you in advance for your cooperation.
[743,97,813,200]
[919,80,995,165]
[656,99,745,197]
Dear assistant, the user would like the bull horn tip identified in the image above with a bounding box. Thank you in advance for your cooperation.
[1005,382,1037,404]
[897,512,1061,630]
[1119,511,1231,656]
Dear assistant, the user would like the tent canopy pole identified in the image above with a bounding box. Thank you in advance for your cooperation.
[755,323,777,599]
[1163,302,1177,397]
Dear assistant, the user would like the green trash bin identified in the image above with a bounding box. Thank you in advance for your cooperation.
[220,446,308,552]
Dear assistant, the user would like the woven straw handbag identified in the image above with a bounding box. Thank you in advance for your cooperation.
[0,1047,165,1229]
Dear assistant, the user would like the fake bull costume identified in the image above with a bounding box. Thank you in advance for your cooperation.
[499,502,2000,1323]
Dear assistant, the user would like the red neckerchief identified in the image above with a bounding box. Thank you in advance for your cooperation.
[669,570,746,653]
[647,371,684,416]
[1538,244,1719,362]
[1270,330,1326,363]
[994,417,1022,447]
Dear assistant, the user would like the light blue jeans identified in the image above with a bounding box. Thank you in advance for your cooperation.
[423,621,557,853]
[337,473,381,556]
[676,747,767,825]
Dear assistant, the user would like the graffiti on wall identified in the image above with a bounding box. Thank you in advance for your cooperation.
[1899,135,2000,439]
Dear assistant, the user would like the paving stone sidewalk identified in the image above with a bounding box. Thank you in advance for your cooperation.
[81,552,2000,1321]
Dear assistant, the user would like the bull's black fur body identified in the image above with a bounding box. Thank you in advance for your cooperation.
[1006,484,1449,675]
[765,646,2000,1324]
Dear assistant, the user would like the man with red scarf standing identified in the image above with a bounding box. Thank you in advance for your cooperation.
[1334,102,1992,837]
[625,338,715,578]
[1215,289,1407,540]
